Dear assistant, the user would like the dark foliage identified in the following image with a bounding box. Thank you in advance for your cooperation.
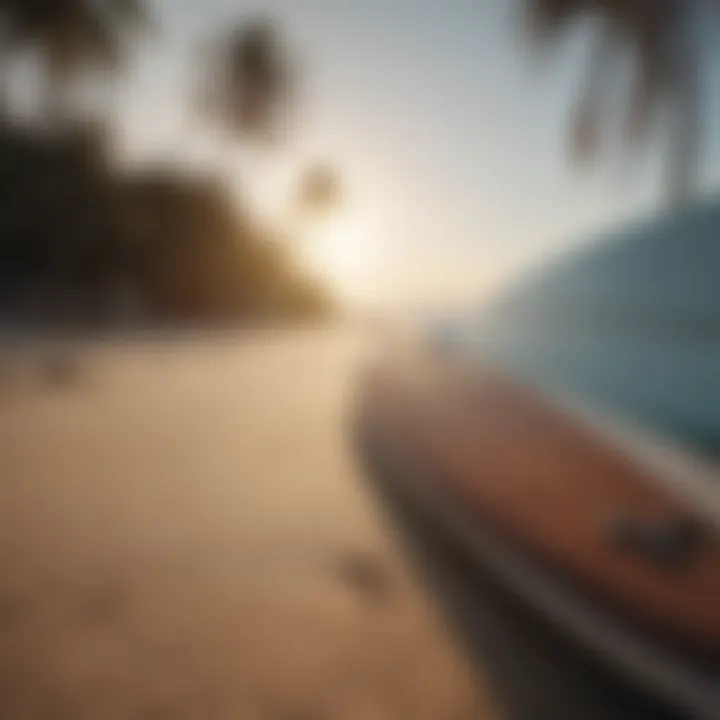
[0,1,334,325]
[527,0,706,204]
[0,121,333,325]
[201,17,292,143]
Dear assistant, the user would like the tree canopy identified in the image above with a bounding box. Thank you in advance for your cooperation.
[0,4,335,326]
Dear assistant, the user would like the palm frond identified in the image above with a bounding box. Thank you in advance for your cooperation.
[527,0,589,42]
[297,165,342,214]
[525,0,702,203]
[200,17,293,141]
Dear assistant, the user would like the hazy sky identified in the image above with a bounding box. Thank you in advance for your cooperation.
[112,0,720,309]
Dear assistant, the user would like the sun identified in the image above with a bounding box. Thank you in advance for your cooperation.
[302,212,371,298]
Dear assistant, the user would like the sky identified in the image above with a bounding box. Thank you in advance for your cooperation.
[111,0,720,310]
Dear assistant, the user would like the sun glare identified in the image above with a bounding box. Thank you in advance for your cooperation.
[303,212,371,298]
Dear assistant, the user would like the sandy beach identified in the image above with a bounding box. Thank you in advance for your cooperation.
[0,328,495,719]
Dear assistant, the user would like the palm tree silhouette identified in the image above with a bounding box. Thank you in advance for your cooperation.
[527,0,708,206]
[0,0,146,120]
[296,164,343,216]
[199,18,344,222]
[201,18,292,142]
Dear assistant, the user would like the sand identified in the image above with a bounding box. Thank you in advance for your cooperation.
[0,328,495,720]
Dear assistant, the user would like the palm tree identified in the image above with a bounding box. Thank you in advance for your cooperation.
[296,164,343,216]
[527,0,707,206]
[200,20,344,219]
[200,17,292,142]
[0,0,146,121]
[0,0,146,324]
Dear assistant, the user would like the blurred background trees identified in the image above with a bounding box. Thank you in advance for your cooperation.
[12,0,710,326]
[0,0,147,121]
[200,18,292,143]
[297,165,343,217]
[0,2,335,327]
[526,0,708,206]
